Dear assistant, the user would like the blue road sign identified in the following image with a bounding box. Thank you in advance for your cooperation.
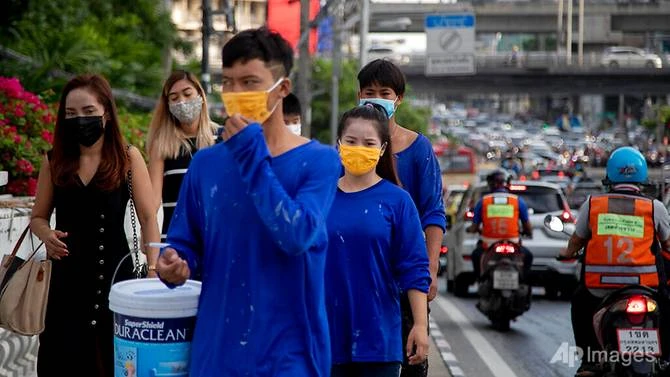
[425,14,475,29]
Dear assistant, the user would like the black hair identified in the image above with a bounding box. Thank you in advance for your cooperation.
[338,103,400,186]
[221,27,293,77]
[283,93,301,116]
[357,59,406,96]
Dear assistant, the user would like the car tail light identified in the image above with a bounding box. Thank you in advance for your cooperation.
[509,185,527,191]
[519,175,527,181]
[494,244,516,254]
[558,171,565,178]
[440,246,448,255]
[532,171,540,180]
[465,209,474,220]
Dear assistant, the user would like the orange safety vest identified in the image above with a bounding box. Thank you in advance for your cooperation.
[584,194,658,290]
[481,193,520,247]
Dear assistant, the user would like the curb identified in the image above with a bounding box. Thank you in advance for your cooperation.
[429,316,466,377]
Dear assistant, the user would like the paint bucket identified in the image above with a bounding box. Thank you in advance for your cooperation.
[109,278,201,377]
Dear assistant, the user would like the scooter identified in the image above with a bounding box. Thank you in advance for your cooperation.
[544,215,668,377]
[476,239,531,331]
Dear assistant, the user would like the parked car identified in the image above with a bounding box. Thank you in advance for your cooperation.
[444,181,579,299]
[600,46,663,69]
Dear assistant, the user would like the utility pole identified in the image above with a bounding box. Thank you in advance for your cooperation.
[359,0,370,70]
[578,0,584,66]
[330,0,343,145]
[557,0,563,55]
[297,0,312,137]
[566,0,573,65]
[201,0,212,94]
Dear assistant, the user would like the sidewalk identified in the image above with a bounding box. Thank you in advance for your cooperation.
[428,334,452,377]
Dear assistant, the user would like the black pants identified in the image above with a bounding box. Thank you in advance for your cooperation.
[570,285,602,358]
[471,242,533,279]
[400,293,428,377]
[331,362,401,377]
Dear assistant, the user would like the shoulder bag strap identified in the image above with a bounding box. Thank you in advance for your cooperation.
[2,225,30,268]
[125,145,144,278]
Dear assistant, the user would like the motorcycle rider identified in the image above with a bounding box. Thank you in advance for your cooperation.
[562,146,670,377]
[467,169,533,280]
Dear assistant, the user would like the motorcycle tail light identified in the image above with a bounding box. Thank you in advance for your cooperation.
[626,296,647,314]
[494,244,515,254]
[465,210,474,221]
[440,246,448,255]
[626,295,649,325]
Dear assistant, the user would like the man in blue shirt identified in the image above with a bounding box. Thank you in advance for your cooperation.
[156,28,341,377]
[358,59,446,377]
[467,170,533,279]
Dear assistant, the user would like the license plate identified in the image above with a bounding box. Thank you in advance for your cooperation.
[493,270,519,290]
[617,329,661,355]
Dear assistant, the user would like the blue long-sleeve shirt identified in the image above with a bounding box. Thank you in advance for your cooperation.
[395,134,447,232]
[164,123,341,377]
[325,179,431,364]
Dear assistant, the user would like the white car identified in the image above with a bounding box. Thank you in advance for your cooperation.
[601,46,663,69]
[444,181,580,298]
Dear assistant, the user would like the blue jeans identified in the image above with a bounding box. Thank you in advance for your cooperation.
[331,362,401,377]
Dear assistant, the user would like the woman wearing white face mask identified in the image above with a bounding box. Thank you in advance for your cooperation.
[146,71,218,244]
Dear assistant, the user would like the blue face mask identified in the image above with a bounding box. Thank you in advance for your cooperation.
[359,97,398,118]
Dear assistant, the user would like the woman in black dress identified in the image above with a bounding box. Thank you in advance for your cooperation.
[30,74,160,377]
[146,71,217,242]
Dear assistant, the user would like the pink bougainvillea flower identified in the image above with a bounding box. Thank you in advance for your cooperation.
[13,134,21,143]
[41,130,54,144]
[14,106,26,118]
[0,77,24,99]
[16,159,34,175]
[27,177,38,196]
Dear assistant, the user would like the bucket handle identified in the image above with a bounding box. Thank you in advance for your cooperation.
[110,252,141,292]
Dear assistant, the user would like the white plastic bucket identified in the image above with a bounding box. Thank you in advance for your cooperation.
[109,278,201,377]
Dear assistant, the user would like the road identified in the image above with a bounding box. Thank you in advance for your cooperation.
[430,282,577,377]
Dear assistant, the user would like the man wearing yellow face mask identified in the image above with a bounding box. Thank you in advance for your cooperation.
[155,27,342,377]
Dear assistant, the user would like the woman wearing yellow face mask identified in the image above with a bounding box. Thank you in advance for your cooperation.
[325,103,431,377]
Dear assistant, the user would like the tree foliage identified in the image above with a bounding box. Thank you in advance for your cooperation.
[0,0,180,97]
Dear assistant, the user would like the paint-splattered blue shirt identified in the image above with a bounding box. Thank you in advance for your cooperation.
[325,179,431,364]
[164,123,340,377]
[394,134,446,232]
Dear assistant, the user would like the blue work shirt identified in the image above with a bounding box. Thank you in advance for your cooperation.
[164,123,341,377]
[325,179,430,364]
[394,134,447,232]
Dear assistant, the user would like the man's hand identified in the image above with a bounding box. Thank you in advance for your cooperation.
[156,248,190,285]
[428,272,438,302]
[406,324,429,365]
[221,114,252,141]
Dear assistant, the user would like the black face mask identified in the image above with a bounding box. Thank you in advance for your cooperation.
[62,116,105,147]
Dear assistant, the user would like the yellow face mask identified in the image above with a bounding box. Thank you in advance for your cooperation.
[339,144,384,176]
[220,78,284,124]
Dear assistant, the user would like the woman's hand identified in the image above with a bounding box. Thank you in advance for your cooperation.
[44,230,69,260]
[406,324,429,365]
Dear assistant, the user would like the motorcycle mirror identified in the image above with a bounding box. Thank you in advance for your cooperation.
[544,215,564,233]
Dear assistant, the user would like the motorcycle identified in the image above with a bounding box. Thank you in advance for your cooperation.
[476,239,531,331]
[544,214,668,377]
